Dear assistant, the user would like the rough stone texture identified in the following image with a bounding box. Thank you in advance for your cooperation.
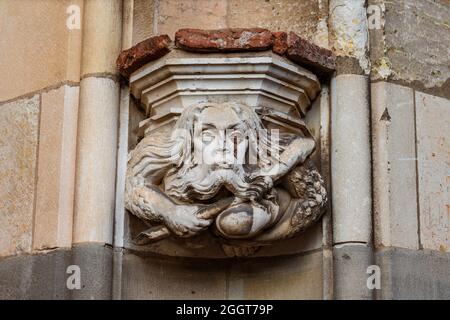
[272,31,288,55]
[286,32,336,77]
[333,244,374,300]
[373,0,450,98]
[131,0,155,46]
[415,92,450,252]
[33,86,79,250]
[175,28,274,52]
[329,0,369,74]
[121,250,323,299]
[0,95,39,257]
[157,0,228,38]
[371,82,419,250]
[227,0,329,48]
[0,244,113,299]
[0,0,83,102]
[117,35,171,77]
[0,249,72,299]
[375,247,450,299]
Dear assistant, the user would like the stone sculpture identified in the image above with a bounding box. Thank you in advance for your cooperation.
[125,101,327,256]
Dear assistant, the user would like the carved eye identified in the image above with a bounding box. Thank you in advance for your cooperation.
[202,130,215,143]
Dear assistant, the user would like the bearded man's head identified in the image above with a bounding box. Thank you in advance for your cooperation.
[129,102,294,202]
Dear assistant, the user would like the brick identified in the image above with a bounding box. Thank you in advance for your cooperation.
[272,31,288,55]
[175,28,273,52]
[116,35,171,77]
[286,32,336,77]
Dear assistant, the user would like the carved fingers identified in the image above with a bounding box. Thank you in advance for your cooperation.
[163,205,214,237]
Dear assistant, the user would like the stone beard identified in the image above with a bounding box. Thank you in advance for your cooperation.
[125,102,327,256]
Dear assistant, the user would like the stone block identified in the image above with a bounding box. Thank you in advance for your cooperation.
[371,82,419,250]
[73,77,120,244]
[117,35,171,77]
[331,75,372,244]
[415,92,450,252]
[227,0,326,46]
[0,95,39,257]
[132,0,155,46]
[121,253,228,299]
[228,250,323,299]
[33,85,79,250]
[175,28,273,52]
[157,0,227,37]
[333,244,374,300]
[81,0,122,75]
[376,247,450,299]
[286,32,336,77]
[0,0,83,101]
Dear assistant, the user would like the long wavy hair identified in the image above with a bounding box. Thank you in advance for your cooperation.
[127,102,293,202]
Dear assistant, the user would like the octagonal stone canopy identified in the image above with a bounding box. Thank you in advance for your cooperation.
[129,54,321,137]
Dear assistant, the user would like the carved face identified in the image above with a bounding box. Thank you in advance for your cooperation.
[160,102,279,202]
[193,105,248,167]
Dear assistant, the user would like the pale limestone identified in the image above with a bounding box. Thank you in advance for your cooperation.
[0,95,39,257]
[33,85,79,250]
[157,0,227,37]
[228,0,327,47]
[415,92,450,252]
[331,75,372,244]
[0,0,83,101]
[81,0,123,75]
[371,82,419,250]
[73,77,120,244]
[132,0,155,46]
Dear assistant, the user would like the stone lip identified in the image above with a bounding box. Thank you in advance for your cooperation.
[175,28,274,52]
[286,32,336,77]
[116,35,172,77]
[117,29,336,78]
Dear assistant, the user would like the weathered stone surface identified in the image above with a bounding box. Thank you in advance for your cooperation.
[286,32,336,77]
[158,0,227,38]
[331,75,372,244]
[34,85,79,251]
[0,95,39,257]
[175,28,274,52]
[121,250,323,299]
[272,31,288,55]
[373,0,450,97]
[228,250,323,299]
[376,247,450,299]
[333,244,374,300]
[0,0,82,101]
[227,0,328,48]
[0,244,113,300]
[131,0,155,46]
[371,82,419,250]
[74,77,120,245]
[415,92,450,252]
[117,35,171,77]
[81,0,122,76]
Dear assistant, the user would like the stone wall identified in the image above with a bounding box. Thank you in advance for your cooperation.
[0,0,449,300]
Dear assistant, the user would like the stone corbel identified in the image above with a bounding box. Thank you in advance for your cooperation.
[117,28,335,258]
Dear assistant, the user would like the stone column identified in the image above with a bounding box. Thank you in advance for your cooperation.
[72,0,122,299]
[329,0,374,300]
